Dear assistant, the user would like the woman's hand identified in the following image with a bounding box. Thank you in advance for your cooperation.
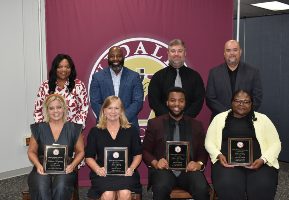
[218,154,234,168]
[245,159,264,170]
[36,164,46,175]
[65,164,76,174]
[125,168,134,176]
[96,167,106,177]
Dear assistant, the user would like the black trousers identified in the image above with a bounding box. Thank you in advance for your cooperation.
[212,161,278,200]
[150,169,210,200]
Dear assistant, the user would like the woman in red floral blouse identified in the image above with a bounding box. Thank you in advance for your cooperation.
[34,54,89,128]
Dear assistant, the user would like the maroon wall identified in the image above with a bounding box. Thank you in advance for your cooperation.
[45,0,233,186]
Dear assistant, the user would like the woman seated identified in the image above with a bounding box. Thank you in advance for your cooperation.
[85,96,142,200]
[28,94,84,200]
[205,90,281,200]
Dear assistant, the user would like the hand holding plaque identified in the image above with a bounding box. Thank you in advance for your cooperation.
[228,138,253,166]
[43,145,68,174]
[166,141,190,170]
[104,147,128,176]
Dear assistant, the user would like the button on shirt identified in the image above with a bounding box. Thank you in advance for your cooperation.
[110,68,123,96]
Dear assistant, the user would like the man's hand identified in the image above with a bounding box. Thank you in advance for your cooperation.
[186,161,202,172]
[153,158,168,169]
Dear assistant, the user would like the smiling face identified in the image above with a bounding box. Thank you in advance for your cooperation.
[166,91,186,120]
[47,99,65,122]
[103,99,122,122]
[56,59,71,81]
[108,46,125,74]
[168,44,186,69]
[231,91,252,118]
[224,40,242,69]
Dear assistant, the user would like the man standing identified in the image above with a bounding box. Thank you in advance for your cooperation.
[143,87,209,200]
[148,39,205,118]
[206,40,262,118]
[89,46,144,129]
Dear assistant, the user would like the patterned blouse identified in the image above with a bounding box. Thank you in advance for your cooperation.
[33,79,89,127]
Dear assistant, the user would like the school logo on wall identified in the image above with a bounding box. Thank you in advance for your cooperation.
[88,37,169,139]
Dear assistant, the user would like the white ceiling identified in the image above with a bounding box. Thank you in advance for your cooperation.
[234,0,289,18]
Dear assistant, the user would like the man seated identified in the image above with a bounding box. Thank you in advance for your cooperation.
[143,87,209,200]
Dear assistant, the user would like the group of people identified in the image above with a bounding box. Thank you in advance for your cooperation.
[27,38,281,200]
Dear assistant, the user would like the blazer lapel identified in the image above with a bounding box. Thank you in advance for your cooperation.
[104,68,115,95]
[221,64,232,98]
[235,62,244,90]
[119,67,128,97]
[183,118,194,161]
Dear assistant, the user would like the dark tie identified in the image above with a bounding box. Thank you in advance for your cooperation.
[173,121,180,141]
[174,69,182,88]
[173,121,181,176]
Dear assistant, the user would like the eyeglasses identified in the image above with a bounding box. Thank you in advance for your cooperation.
[233,99,252,105]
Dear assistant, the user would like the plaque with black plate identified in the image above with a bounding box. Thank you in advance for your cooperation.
[228,138,253,166]
[104,147,128,176]
[166,141,190,170]
[43,145,67,174]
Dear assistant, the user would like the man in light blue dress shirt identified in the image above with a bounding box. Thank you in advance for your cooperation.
[90,46,144,130]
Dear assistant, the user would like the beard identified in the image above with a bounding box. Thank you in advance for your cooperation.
[169,109,184,118]
[169,59,184,68]
[108,59,124,74]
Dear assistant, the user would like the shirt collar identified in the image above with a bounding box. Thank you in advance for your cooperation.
[109,67,123,77]
[168,114,185,125]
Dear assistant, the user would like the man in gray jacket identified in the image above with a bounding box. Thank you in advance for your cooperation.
[206,40,262,118]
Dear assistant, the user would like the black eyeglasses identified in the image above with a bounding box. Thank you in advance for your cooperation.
[233,99,252,105]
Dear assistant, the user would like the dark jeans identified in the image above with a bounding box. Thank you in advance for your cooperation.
[150,169,209,200]
[212,161,278,200]
[28,169,76,200]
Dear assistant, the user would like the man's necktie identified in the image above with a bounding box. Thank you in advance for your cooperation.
[174,68,182,88]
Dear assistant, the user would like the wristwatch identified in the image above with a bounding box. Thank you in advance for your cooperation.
[197,161,205,171]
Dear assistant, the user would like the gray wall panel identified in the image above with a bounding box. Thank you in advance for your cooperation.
[235,14,289,162]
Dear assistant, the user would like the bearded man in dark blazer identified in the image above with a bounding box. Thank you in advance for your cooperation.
[142,87,209,200]
[206,40,262,118]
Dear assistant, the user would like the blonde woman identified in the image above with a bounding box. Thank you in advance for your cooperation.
[85,96,142,200]
[28,94,84,200]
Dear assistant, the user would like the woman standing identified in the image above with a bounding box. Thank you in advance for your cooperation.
[205,90,281,200]
[34,54,88,127]
[28,94,84,200]
[85,96,142,200]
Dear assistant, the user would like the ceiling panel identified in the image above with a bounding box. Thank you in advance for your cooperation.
[234,0,289,18]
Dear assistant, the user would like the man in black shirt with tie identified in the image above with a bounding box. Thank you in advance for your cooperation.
[148,39,205,118]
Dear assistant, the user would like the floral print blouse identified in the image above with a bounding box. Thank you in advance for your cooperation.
[33,79,89,127]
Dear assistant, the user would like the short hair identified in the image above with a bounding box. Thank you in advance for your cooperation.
[166,87,186,101]
[43,94,67,122]
[168,39,186,49]
[48,54,77,94]
[97,96,131,129]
